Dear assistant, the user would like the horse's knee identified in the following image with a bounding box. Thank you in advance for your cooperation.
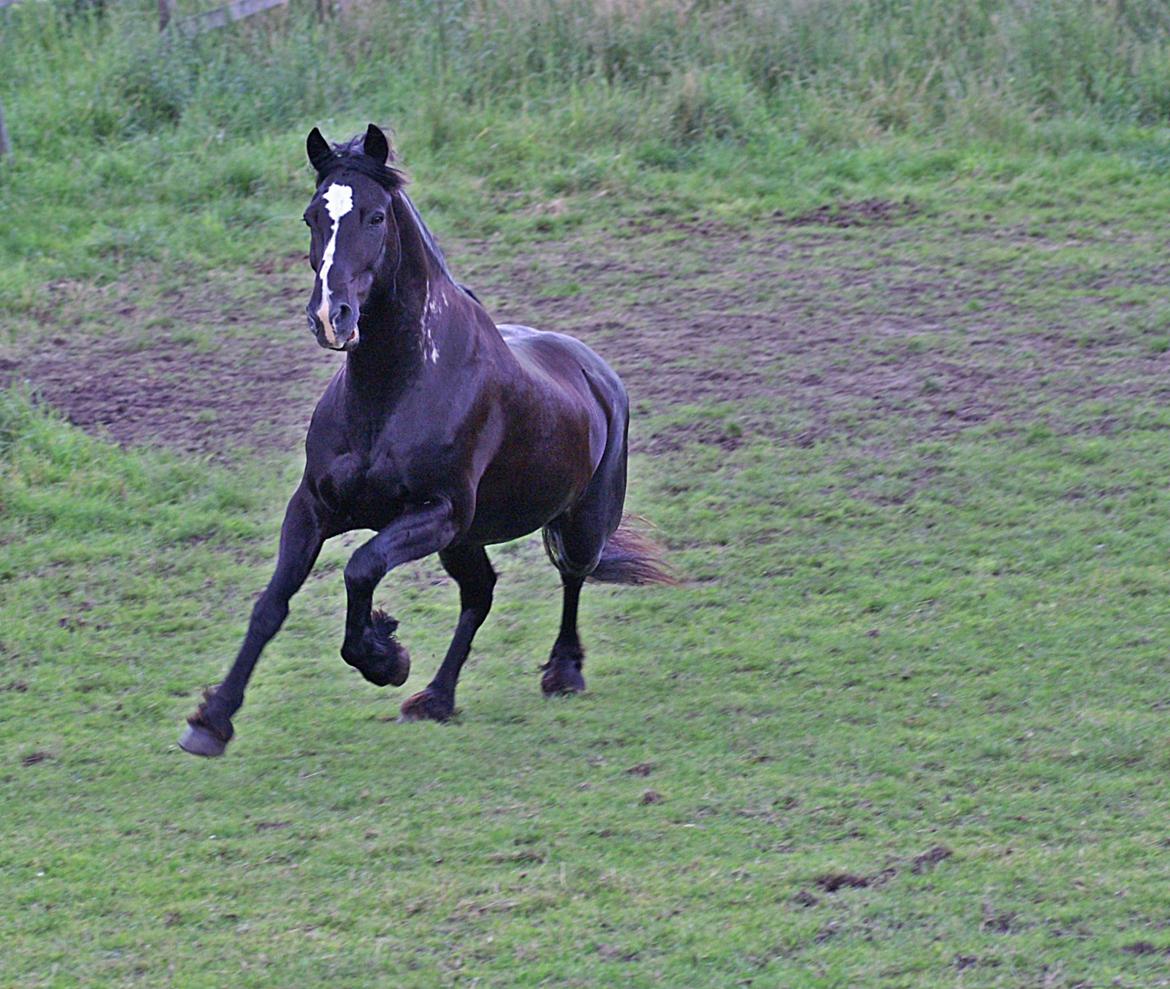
[343,550,379,593]
[249,595,289,640]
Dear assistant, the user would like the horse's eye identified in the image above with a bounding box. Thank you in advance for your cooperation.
[369,212,385,226]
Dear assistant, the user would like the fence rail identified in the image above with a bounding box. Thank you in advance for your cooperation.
[161,0,288,34]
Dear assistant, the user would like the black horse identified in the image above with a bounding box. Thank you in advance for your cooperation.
[180,124,670,757]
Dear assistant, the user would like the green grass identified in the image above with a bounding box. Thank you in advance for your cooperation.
[4,0,1170,314]
[6,0,1170,985]
[6,200,1170,984]
[8,333,1170,985]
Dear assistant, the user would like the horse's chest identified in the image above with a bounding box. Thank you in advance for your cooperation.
[314,451,409,527]
[317,432,462,523]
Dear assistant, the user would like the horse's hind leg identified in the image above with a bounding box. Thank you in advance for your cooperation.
[541,571,588,695]
[541,364,630,696]
[541,432,627,697]
[400,545,496,722]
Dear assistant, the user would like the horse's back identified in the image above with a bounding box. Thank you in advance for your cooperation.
[496,323,627,422]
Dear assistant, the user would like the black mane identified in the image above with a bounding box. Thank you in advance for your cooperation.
[312,129,473,301]
[313,134,408,191]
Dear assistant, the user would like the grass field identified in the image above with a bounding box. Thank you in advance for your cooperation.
[5,1,1170,986]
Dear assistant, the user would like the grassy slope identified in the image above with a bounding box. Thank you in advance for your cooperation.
[6,208,1170,986]
[5,1,1170,986]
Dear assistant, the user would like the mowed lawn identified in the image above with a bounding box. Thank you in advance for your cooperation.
[5,167,1170,989]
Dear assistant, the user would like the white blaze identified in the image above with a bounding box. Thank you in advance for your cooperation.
[316,183,354,345]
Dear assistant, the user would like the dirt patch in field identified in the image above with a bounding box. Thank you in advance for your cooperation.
[473,210,1170,454]
[5,206,1170,458]
[779,197,920,228]
[2,335,335,456]
[2,269,337,455]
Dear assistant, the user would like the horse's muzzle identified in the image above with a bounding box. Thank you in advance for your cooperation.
[306,303,360,351]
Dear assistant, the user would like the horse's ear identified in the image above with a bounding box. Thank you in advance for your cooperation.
[363,123,391,165]
[306,127,332,174]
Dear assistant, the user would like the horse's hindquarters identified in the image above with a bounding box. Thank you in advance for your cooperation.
[461,328,622,546]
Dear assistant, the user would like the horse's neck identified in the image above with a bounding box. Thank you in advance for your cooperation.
[345,192,458,390]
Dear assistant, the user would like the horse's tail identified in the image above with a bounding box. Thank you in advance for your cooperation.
[588,517,677,586]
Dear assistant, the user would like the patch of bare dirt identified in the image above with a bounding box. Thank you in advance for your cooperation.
[779,197,920,228]
[474,212,1170,455]
[910,844,954,873]
[3,272,337,455]
[6,206,1170,459]
[814,866,901,892]
[809,846,955,897]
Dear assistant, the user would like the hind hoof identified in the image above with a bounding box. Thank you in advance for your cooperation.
[179,723,228,757]
[541,665,586,696]
[399,688,454,722]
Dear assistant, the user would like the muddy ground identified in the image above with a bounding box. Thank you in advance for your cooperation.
[5,201,1169,458]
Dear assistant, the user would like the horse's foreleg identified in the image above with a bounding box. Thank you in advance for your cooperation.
[339,498,460,687]
[400,545,496,722]
[180,487,324,757]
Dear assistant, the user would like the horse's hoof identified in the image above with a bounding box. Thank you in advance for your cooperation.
[354,641,410,687]
[179,723,228,757]
[541,665,586,696]
[398,688,454,722]
[345,612,411,686]
[384,643,411,687]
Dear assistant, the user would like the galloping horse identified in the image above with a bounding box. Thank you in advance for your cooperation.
[180,124,670,757]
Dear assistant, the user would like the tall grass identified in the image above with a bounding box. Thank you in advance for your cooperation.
[6,0,1169,148]
[1,0,1169,295]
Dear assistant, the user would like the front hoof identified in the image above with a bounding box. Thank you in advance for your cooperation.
[541,664,586,696]
[344,611,411,687]
[359,642,411,687]
[399,688,454,722]
[179,723,228,757]
[180,688,233,757]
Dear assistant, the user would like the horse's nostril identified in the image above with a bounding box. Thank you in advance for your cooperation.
[330,302,356,333]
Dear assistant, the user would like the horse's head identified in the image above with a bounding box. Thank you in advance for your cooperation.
[303,124,406,351]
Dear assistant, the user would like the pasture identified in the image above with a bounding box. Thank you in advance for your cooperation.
[4,2,1170,986]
